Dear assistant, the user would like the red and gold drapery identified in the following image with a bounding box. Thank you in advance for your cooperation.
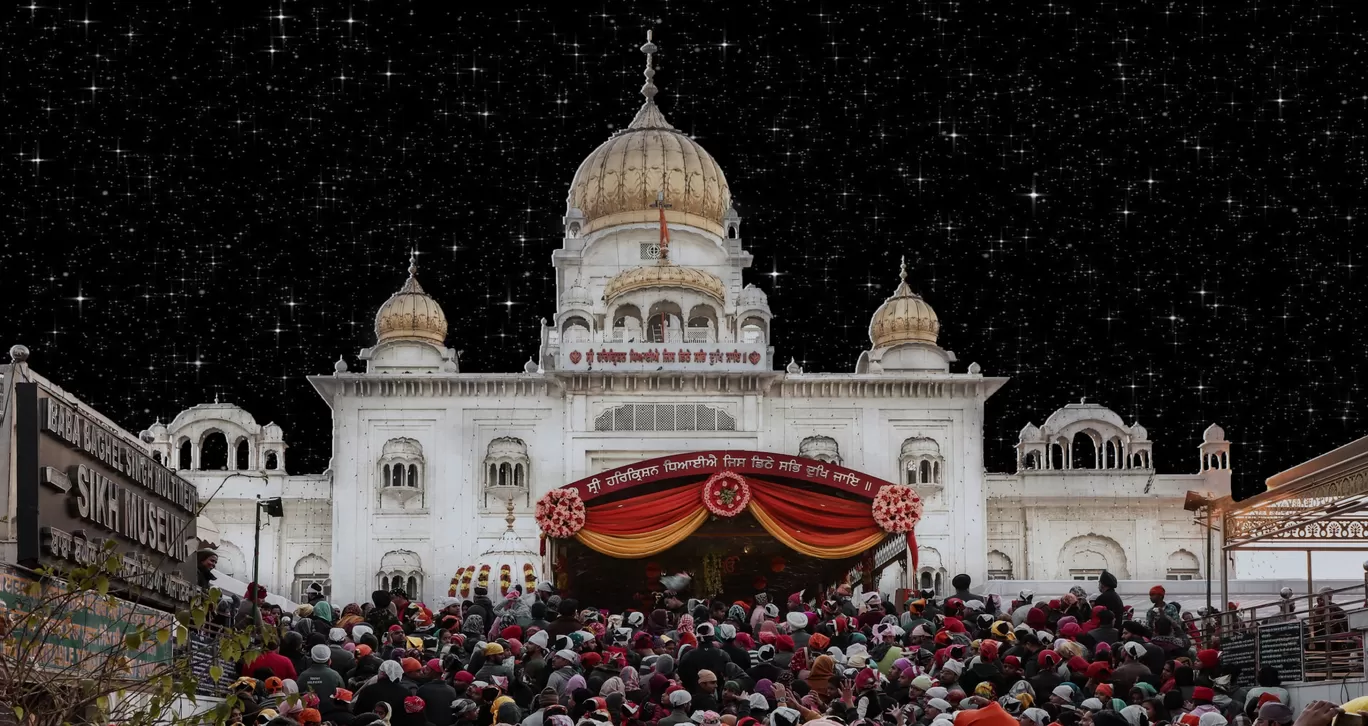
[573,478,896,560]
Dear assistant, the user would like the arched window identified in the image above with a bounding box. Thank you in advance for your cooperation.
[235,438,250,470]
[798,435,842,465]
[1058,534,1129,580]
[153,450,163,465]
[611,304,643,343]
[1166,550,1201,580]
[378,550,423,600]
[199,432,228,470]
[900,438,943,486]
[214,541,246,578]
[293,554,331,602]
[739,315,767,344]
[686,305,718,343]
[178,439,193,470]
[378,438,424,505]
[561,315,591,344]
[484,437,530,507]
[987,551,1014,580]
[646,301,684,343]
[264,451,278,470]
[1070,431,1098,469]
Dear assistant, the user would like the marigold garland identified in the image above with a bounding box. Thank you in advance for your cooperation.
[535,488,587,538]
[702,470,751,517]
[871,485,924,533]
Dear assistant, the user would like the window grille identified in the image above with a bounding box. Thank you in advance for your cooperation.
[640,242,661,259]
[594,404,736,432]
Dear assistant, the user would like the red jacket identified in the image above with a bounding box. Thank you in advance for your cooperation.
[245,650,298,680]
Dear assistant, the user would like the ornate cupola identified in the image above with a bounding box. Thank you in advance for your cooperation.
[375,254,448,347]
[856,258,952,374]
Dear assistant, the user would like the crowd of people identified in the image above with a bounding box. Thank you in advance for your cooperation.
[211,567,1361,726]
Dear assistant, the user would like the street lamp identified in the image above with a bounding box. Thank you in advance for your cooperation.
[252,496,284,622]
[1184,490,1215,614]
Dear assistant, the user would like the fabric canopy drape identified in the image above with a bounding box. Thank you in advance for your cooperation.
[569,477,890,561]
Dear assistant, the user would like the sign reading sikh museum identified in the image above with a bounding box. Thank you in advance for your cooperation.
[14,383,198,608]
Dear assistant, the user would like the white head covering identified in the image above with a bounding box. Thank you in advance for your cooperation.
[926,687,949,699]
[1122,706,1150,726]
[1080,699,1104,712]
[748,693,769,711]
[927,698,952,712]
[939,659,964,676]
[329,627,347,643]
[1052,686,1074,701]
[528,630,550,649]
[1022,708,1050,725]
[351,624,373,640]
[1199,715,1229,726]
[669,690,693,707]
[785,612,807,630]
[379,660,403,681]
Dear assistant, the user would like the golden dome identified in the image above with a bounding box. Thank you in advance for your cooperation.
[869,258,940,348]
[566,31,731,237]
[375,258,448,347]
[603,261,725,303]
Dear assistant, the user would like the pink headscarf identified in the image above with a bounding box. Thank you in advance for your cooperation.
[677,614,695,635]
[620,666,641,691]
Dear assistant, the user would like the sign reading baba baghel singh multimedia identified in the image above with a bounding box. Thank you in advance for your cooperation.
[14,382,197,608]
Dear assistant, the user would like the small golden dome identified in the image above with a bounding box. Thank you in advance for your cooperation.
[566,31,731,237]
[375,257,448,346]
[603,261,725,303]
[869,258,940,348]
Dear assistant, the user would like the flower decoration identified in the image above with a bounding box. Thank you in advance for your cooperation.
[535,488,587,538]
[871,485,924,533]
[523,563,538,593]
[499,564,512,595]
[702,471,751,517]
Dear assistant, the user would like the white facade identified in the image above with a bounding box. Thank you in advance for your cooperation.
[144,35,1230,607]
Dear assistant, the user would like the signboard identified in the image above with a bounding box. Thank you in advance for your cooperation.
[563,450,897,503]
[558,342,771,373]
[0,562,175,679]
[1221,620,1306,687]
[14,383,198,608]
[189,627,235,697]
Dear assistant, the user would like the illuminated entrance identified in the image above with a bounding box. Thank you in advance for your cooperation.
[535,451,921,608]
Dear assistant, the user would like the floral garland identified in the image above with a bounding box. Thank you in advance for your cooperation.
[702,470,751,517]
[701,552,725,596]
[871,485,924,533]
[535,488,587,539]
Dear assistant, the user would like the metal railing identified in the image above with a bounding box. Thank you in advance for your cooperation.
[1194,579,1366,683]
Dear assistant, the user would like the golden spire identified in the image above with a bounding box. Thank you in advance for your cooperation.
[640,29,658,101]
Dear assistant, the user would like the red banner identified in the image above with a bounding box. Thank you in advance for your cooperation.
[564,450,896,503]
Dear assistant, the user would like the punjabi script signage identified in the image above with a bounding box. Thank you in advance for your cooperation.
[15,383,198,608]
[559,342,770,373]
[564,450,896,503]
[0,562,176,679]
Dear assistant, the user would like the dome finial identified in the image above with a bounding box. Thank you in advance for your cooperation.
[408,249,418,278]
[504,496,517,532]
[640,29,659,101]
[899,256,908,283]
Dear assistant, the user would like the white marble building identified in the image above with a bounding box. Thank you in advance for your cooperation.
[143,33,1230,607]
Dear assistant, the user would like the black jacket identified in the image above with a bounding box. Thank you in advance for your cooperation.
[722,643,752,671]
[1096,589,1125,626]
[354,678,413,718]
[418,679,460,726]
[1080,627,1120,652]
[678,642,731,691]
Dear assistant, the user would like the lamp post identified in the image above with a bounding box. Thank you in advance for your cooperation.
[1184,491,1214,615]
[252,496,285,622]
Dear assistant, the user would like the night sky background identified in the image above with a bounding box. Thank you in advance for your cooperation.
[4,1,1363,500]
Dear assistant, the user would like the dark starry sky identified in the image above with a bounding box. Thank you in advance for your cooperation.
[4,1,1363,499]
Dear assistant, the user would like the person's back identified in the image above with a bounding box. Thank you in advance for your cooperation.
[419,678,459,726]
[300,663,346,711]
[658,708,692,726]
[246,648,298,681]
[330,645,357,680]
